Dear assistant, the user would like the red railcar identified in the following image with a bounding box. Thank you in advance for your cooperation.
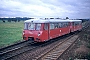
[22,19,82,42]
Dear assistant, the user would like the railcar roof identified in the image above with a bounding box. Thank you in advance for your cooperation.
[24,19,82,23]
[67,19,82,22]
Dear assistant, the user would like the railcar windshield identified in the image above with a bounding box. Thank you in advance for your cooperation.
[36,24,41,30]
[24,23,28,30]
[28,23,35,30]
[24,23,41,30]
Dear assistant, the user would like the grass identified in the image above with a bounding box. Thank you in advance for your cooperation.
[0,21,24,48]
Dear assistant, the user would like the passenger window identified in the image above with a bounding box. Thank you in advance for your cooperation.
[63,23,65,27]
[79,22,81,25]
[50,23,54,29]
[61,23,64,27]
[44,23,48,30]
[59,23,62,28]
[54,23,59,28]
[65,23,67,27]
[72,22,74,26]
[74,22,78,26]
[64,22,68,27]
[67,23,69,26]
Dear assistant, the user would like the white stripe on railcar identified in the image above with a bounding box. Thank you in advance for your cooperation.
[24,19,82,23]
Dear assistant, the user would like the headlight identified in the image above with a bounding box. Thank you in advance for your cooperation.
[38,33,40,36]
[23,32,25,35]
[23,31,25,35]
[38,32,40,36]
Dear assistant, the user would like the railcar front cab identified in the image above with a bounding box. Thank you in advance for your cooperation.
[23,22,41,42]
[23,20,49,42]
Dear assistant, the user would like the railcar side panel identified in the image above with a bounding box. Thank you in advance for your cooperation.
[49,27,70,40]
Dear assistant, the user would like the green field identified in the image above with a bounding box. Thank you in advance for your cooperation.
[0,21,24,48]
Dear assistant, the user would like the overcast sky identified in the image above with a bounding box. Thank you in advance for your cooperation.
[0,0,90,18]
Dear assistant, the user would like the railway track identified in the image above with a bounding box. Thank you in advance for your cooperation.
[0,33,74,60]
[0,40,35,60]
[0,40,33,53]
[33,34,79,60]
[0,36,67,60]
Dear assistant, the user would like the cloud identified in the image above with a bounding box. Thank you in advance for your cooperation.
[0,0,90,18]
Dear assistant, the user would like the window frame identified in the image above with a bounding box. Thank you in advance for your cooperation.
[44,23,48,30]
[54,23,59,28]
[36,23,42,30]
[50,23,54,30]
[28,23,35,30]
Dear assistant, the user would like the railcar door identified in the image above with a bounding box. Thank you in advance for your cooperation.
[43,23,49,41]
[70,22,74,32]
[49,23,55,39]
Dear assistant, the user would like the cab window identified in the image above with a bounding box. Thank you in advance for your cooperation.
[28,23,35,30]
[36,24,41,30]
[44,23,48,30]
[24,23,28,29]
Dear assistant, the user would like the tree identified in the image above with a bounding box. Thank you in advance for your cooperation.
[2,20,5,23]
